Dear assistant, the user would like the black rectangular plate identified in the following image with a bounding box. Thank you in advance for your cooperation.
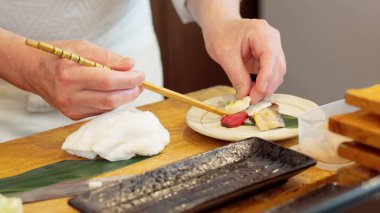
[269,176,380,213]
[267,183,347,213]
[69,137,316,213]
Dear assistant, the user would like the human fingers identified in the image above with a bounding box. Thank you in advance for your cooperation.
[264,56,286,95]
[78,87,143,110]
[254,51,277,95]
[61,106,108,121]
[249,82,264,104]
[246,20,285,95]
[218,49,252,99]
[56,87,142,120]
[55,66,145,91]
[53,40,135,71]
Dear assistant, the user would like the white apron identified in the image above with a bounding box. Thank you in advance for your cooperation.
[0,0,165,142]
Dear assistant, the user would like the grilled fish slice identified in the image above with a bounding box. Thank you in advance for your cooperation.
[253,103,285,131]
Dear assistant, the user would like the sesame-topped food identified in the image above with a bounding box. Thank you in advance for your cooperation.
[224,96,251,114]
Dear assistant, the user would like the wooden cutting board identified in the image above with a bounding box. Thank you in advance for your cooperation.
[338,142,380,172]
[0,86,336,213]
[345,84,380,115]
[329,110,380,149]
[338,164,379,186]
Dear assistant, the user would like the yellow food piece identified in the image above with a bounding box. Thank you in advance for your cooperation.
[224,96,251,114]
[0,194,22,213]
[253,103,285,131]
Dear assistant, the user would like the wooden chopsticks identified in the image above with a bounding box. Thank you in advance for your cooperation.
[24,39,228,116]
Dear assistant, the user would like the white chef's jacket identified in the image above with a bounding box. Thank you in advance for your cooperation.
[0,0,193,142]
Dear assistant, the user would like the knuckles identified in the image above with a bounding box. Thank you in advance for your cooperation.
[102,94,120,109]
[274,28,281,37]
[252,19,270,30]
[101,88,140,109]
[280,63,287,76]
[55,96,81,120]
[278,76,284,85]
[55,68,75,86]
[62,111,84,121]
[256,19,269,26]
[54,92,74,109]
[251,19,281,39]
[98,74,115,91]
[278,56,287,76]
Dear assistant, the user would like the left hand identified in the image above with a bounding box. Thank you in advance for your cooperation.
[201,18,286,104]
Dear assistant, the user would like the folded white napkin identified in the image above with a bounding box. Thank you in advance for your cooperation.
[62,105,170,161]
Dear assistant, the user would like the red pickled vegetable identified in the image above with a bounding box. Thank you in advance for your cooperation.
[221,111,249,128]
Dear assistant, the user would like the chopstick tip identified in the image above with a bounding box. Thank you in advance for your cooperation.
[25,39,39,48]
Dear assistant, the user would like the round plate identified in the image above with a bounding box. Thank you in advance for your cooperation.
[186,94,318,141]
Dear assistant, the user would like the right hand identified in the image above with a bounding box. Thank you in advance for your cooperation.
[23,40,144,120]
[201,19,286,104]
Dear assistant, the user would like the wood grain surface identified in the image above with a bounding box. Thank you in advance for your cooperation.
[338,164,379,187]
[329,110,380,149]
[338,142,380,172]
[345,84,380,115]
[0,86,335,213]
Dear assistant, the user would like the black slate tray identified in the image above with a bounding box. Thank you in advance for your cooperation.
[267,183,348,213]
[69,137,316,213]
[268,176,380,213]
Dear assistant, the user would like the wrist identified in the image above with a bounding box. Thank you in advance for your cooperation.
[18,43,43,92]
[0,29,37,91]
[187,0,241,29]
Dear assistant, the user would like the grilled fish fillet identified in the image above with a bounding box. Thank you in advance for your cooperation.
[253,103,285,131]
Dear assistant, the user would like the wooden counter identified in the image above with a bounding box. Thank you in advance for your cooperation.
[0,86,335,213]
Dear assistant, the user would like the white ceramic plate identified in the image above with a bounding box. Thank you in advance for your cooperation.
[186,94,318,141]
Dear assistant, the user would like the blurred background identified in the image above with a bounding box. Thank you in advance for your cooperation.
[152,0,380,105]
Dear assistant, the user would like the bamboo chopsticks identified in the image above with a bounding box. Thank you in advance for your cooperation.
[25,39,228,116]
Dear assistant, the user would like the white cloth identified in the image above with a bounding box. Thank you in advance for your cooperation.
[171,0,195,23]
[62,106,170,161]
[0,0,169,142]
[0,0,194,142]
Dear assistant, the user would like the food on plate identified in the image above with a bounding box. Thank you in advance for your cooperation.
[62,106,170,162]
[220,99,286,131]
[221,111,249,128]
[253,103,285,131]
[224,96,251,114]
[0,194,22,213]
[245,101,272,116]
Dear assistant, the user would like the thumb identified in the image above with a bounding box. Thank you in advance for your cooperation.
[219,54,251,99]
[94,52,134,72]
[109,57,134,71]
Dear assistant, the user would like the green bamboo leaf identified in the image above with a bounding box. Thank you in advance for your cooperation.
[243,114,298,128]
[281,114,298,128]
[0,157,148,194]
[241,117,256,126]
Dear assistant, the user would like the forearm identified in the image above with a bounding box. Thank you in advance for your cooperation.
[0,28,35,91]
[186,0,241,28]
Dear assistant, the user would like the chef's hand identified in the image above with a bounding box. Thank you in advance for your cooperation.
[0,28,144,120]
[187,0,286,104]
[202,19,286,104]
[26,40,144,120]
